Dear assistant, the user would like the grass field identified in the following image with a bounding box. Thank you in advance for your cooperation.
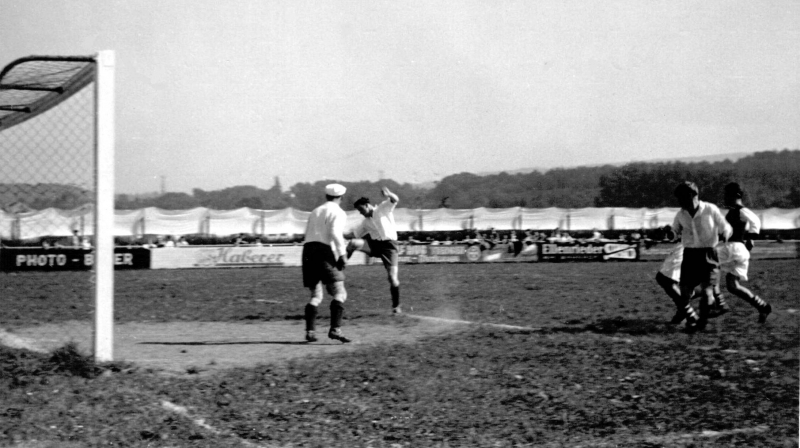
[1,260,799,447]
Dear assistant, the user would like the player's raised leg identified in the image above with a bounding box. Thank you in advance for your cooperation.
[346,238,370,259]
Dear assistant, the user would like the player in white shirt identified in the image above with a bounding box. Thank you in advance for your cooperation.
[302,183,351,343]
[347,187,403,314]
[672,181,732,332]
[717,182,771,323]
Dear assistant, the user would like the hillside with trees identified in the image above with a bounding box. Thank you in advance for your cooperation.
[3,150,798,212]
[595,150,800,208]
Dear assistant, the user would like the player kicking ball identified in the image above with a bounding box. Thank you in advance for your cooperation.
[347,187,403,314]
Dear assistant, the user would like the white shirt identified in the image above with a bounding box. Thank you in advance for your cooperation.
[304,201,348,258]
[672,201,732,248]
[734,207,761,234]
[353,199,398,241]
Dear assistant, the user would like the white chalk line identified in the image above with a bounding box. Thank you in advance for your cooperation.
[405,313,543,331]
[163,397,769,447]
[161,400,276,448]
[564,425,770,447]
[0,329,48,353]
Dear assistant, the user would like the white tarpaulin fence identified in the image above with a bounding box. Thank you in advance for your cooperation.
[2,206,799,239]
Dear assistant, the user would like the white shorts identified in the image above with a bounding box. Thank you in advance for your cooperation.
[717,242,750,281]
[658,244,683,282]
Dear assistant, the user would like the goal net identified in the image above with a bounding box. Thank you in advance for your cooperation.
[0,52,115,361]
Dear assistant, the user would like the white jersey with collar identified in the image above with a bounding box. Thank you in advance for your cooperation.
[304,201,348,258]
[354,199,398,241]
[672,200,732,248]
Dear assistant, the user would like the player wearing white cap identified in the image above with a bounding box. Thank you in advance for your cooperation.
[347,186,403,314]
[717,182,771,323]
[672,181,732,332]
[302,183,351,343]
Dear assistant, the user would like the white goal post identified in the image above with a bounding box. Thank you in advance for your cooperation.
[94,50,116,362]
[0,51,116,362]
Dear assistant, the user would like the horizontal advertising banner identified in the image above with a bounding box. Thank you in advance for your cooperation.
[0,248,151,271]
[398,244,477,263]
[364,243,540,264]
[536,241,639,262]
[149,245,304,269]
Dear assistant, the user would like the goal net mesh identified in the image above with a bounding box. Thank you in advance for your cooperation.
[0,57,96,242]
[0,56,99,351]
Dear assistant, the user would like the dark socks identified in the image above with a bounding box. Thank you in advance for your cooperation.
[304,304,317,332]
[740,293,769,311]
[390,285,400,308]
[330,300,344,329]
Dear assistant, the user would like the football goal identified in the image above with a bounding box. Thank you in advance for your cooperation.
[0,51,115,361]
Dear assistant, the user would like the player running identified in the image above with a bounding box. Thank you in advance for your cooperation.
[656,243,727,324]
[717,182,772,323]
[672,181,732,332]
[302,183,351,343]
[347,186,403,314]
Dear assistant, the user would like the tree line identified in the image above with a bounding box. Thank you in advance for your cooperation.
[3,150,797,212]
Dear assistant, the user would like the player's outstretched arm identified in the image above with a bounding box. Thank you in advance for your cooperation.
[382,187,399,204]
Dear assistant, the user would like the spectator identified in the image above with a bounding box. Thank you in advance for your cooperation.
[522,230,536,246]
[70,229,81,247]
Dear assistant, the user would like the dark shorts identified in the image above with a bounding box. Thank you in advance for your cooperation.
[365,238,399,269]
[302,242,345,288]
[679,247,720,290]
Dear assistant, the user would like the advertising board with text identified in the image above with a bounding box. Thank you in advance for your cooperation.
[149,245,303,269]
[0,248,151,271]
[536,241,639,262]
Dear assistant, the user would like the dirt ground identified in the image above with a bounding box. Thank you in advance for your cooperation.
[0,317,465,375]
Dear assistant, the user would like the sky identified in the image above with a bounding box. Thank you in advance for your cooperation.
[2,0,799,194]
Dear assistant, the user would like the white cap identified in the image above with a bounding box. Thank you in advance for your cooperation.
[325,183,347,197]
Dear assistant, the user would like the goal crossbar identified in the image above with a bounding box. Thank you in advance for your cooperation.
[0,56,96,132]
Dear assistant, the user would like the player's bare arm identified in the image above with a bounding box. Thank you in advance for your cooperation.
[382,187,399,204]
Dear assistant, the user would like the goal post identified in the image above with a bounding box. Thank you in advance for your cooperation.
[0,51,116,362]
[94,50,115,362]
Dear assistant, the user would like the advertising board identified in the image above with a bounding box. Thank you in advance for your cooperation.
[0,247,151,271]
[149,245,304,269]
[536,241,639,262]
